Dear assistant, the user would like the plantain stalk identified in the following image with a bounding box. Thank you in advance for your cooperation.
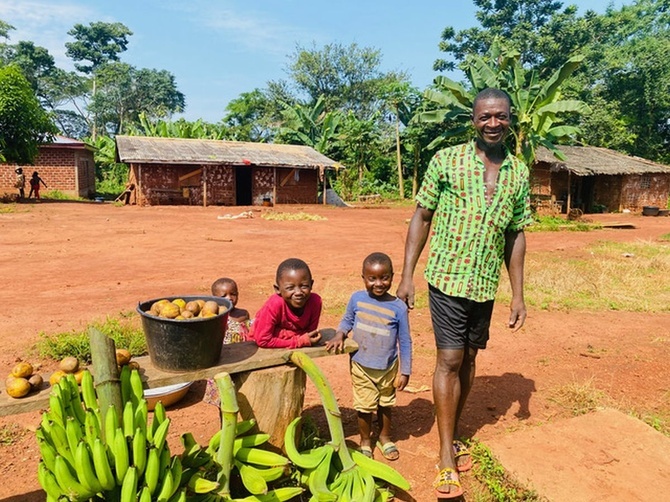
[289,351,356,471]
[214,372,239,495]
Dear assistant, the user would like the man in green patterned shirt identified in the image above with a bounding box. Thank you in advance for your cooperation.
[397,88,533,499]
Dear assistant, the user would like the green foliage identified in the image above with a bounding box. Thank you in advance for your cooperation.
[42,190,82,201]
[0,65,57,163]
[35,314,146,363]
[276,95,342,154]
[65,21,132,74]
[525,215,600,232]
[222,89,274,142]
[86,135,129,196]
[470,440,543,501]
[660,233,670,242]
[127,112,226,139]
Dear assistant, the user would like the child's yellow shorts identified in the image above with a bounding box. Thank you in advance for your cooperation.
[350,358,398,413]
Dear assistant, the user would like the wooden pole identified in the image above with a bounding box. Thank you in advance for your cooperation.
[322,167,327,205]
[89,328,122,442]
[203,165,208,207]
[566,170,572,214]
[273,167,277,205]
[138,164,143,206]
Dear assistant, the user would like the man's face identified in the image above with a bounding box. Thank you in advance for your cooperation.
[472,97,511,148]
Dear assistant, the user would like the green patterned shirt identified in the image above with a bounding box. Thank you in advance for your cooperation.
[416,141,533,302]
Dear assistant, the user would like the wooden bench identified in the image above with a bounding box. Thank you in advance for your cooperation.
[148,188,190,205]
[0,334,356,418]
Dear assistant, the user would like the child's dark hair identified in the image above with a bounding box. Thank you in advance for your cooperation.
[211,277,237,295]
[362,252,393,274]
[276,258,312,283]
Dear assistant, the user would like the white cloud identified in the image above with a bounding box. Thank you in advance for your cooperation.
[168,0,313,58]
[0,1,99,68]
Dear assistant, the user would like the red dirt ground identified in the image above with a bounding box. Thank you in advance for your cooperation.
[0,202,668,501]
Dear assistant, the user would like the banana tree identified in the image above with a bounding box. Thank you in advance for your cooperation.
[417,39,590,167]
[276,95,342,155]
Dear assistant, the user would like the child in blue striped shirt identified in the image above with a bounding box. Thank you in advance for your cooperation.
[326,252,412,460]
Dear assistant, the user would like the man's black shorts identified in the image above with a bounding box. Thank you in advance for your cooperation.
[428,285,495,350]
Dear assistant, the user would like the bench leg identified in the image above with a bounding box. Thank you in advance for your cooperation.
[233,365,306,449]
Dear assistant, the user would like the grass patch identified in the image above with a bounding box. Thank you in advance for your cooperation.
[660,233,670,242]
[548,379,607,416]
[35,313,146,363]
[526,215,601,232]
[42,190,83,201]
[0,204,18,213]
[261,211,327,221]
[0,423,25,446]
[497,239,670,312]
[469,440,545,501]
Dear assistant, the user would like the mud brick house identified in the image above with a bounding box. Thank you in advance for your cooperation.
[532,146,670,214]
[115,136,341,206]
[0,136,96,199]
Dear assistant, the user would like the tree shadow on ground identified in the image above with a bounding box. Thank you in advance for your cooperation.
[459,372,536,438]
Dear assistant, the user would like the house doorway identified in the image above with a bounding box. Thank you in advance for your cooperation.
[236,168,252,206]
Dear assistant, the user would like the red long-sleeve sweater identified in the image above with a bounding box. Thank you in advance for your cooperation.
[249,293,322,348]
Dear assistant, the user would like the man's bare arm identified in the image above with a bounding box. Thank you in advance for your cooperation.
[504,230,527,331]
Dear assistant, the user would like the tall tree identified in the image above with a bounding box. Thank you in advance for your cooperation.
[222,89,274,142]
[0,65,56,163]
[90,62,185,135]
[276,96,342,155]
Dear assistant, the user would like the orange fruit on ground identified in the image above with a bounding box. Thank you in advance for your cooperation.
[28,374,44,390]
[6,377,31,398]
[11,361,33,378]
[59,356,79,373]
[116,349,132,366]
[49,370,68,386]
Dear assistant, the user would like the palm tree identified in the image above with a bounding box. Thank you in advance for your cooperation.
[418,40,590,167]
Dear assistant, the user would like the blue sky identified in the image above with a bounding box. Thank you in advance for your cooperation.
[0,0,623,123]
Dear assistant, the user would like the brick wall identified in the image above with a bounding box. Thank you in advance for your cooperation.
[131,163,320,206]
[0,147,95,198]
[621,174,670,211]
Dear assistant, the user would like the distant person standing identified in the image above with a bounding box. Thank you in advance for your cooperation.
[28,171,47,200]
[14,168,25,200]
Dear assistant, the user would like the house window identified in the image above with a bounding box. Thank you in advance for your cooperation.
[640,175,651,189]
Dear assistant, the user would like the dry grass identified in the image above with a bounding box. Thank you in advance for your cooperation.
[0,423,25,446]
[260,211,327,221]
[548,379,608,416]
[497,239,670,312]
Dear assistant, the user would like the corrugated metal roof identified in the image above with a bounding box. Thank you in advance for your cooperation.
[535,145,670,176]
[115,135,342,170]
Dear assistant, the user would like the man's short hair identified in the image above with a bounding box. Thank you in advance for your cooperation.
[362,252,393,274]
[276,258,312,283]
[472,88,512,112]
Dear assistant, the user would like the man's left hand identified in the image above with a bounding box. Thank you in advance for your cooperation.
[508,298,527,332]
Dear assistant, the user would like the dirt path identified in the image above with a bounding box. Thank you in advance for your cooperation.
[0,203,668,501]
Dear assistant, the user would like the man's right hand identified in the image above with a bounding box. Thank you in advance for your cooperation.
[396,278,416,309]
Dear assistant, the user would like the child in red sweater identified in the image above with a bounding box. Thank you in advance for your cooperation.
[250,258,322,348]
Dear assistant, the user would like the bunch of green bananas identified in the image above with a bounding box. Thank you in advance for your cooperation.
[285,352,411,502]
[36,366,186,502]
[176,372,304,502]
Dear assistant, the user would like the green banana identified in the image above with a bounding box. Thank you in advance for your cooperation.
[123,400,136,437]
[144,447,160,494]
[37,436,58,473]
[48,393,66,428]
[170,455,183,489]
[129,369,144,408]
[234,433,271,451]
[132,427,147,476]
[159,445,172,483]
[361,470,377,502]
[92,438,116,491]
[283,418,331,469]
[306,445,337,501]
[54,454,95,501]
[120,364,132,405]
[65,417,83,456]
[236,419,257,436]
[66,374,88,425]
[105,403,120,445]
[114,427,130,485]
[75,440,104,494]
[134,399,148,436]
[187,471,219,494]
[155,469,173,502]
[234,459,268,495]
[84,408,101,449]
[152,417,171,452]
[349,449,410,491]
[120,465,138,502]
[50,421,75,469]
[234,486,304,502]
[246,464,287,483]
[138,485,152,502]
[80,370,98,411]
[38,460,64,500]
[235,447,290,467]
[154,400,167,424]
